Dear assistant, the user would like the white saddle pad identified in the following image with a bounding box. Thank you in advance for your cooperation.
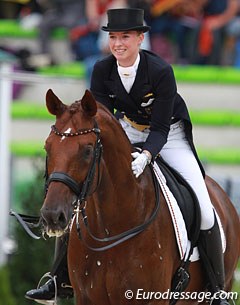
[152,162,226,262]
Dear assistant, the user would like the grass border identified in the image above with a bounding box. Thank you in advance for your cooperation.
[173,65,240,84]
[11,141,45,157]
[12,102,52,120]
[11,102,240,126]
[197,148,240,165]
[36,63,240,84]
[10,141,240,164]
[37,62,86,78]
[189,110,240,126]
[0,19,67,39]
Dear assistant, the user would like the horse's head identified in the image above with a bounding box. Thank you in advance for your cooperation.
[41,89,101,237]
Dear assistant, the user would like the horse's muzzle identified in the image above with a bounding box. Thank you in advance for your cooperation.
[40,205,71,237]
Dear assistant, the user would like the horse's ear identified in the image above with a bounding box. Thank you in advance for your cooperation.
[46,89,66,116]
[81,90,97,117]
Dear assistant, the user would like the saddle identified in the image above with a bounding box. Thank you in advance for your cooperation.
[132,143,201,247]
[154,156,201,305]
[155,156,201,246]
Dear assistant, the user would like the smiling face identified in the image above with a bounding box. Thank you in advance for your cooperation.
[108,31,144,67]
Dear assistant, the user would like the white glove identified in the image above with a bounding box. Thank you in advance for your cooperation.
[131,151,151,178]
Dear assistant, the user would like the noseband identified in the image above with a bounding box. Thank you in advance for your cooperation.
[45,120,102,206]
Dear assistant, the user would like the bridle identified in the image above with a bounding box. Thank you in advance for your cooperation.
[45,119,161,251]
[45,120,102,206]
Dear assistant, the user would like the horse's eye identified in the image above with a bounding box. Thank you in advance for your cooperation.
[83,145,93,160]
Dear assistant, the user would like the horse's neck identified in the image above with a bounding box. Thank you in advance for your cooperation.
[86,139,140,233]
[85,117,155,233]
[100,122,134,192]
[99,146,135,204]
[89,170,137,236]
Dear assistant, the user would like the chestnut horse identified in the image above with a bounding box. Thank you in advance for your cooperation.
[41,89,240,305]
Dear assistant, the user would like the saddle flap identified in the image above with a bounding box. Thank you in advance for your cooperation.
[155,157,201,248]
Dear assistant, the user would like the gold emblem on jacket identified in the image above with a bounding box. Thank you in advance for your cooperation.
[141,93,154,115]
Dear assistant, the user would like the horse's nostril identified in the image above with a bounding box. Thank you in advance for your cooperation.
[41,205,69,230]
[58,212,67,228]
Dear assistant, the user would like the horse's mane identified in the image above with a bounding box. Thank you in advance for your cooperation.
[96,102,132,146]
[65,98,132,151]
[97,104,117,124]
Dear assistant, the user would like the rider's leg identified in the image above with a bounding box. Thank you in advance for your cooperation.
[160,121,215,230]
[160,121,229,305]
[25,233,73,301]
[198,214,226,294]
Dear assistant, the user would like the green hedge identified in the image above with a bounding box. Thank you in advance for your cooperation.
[12,102,52,120]
[37,62,86,78]
[0,266,16,305]
[11,141,45,157]
[36,62,240,84]
[173,65,240,84]
[0,19,67,39]
[11,102,240,126]
[10,141,240,164]
[197,148,240,165]
[8,166,57,305]
[35,61,240,83]
[189,110,240,126]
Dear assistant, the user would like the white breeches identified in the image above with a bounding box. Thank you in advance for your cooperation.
[120,118,214,230]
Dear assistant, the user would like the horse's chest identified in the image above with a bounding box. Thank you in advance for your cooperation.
[77,252,161,303]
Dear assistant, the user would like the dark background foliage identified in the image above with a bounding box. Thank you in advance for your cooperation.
[0,158,74,305]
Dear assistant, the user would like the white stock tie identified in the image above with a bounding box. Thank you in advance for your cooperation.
[117,66,136,93]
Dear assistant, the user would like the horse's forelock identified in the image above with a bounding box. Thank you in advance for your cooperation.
[68,100,81,114]
[66,100,108,117]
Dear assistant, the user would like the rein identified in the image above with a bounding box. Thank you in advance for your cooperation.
[75,164,161,251]
[45,120,161,251]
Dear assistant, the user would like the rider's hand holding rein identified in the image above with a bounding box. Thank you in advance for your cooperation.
[131,150,152,178]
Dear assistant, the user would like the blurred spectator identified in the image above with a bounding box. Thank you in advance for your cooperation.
[193,0,238,65]
[127,0,152,22]
[71,0,126,87]
[223,0,240,66]
[0,0,42,20]
[19,0,43,30]
[34,0,86,64]
[70,0,114,62]
[0,0,30,19]
[0,0,43,31]
[145,0,207,64]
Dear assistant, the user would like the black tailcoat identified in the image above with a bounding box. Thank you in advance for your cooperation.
[90,50,204,175]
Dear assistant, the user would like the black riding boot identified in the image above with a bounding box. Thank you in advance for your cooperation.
[198,215,230,305]
[25,233,73,302]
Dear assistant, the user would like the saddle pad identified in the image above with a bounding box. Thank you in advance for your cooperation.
[152,162,226,262]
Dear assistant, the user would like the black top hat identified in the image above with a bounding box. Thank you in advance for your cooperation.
[101,8,150,33]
